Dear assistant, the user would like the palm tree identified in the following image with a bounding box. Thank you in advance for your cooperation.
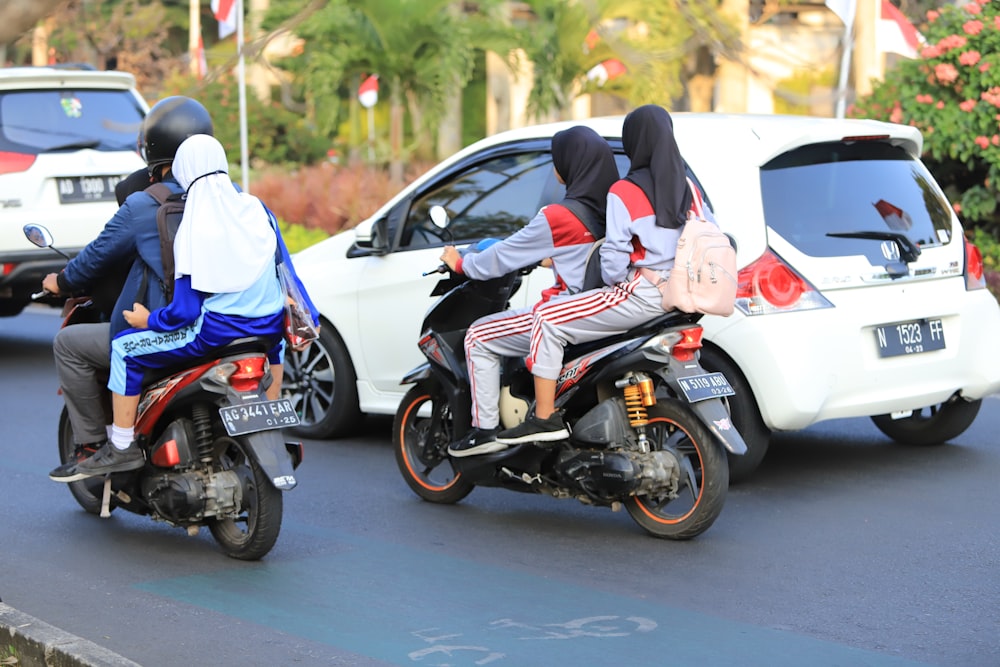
[266,0,480,183]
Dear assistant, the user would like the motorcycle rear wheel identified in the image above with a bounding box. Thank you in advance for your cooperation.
[208,436,283,560]
[394,384,474,504]
[623,399,729,540]
[57,407,111,515]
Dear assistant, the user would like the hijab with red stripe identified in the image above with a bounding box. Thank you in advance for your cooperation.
[622,105,691,230]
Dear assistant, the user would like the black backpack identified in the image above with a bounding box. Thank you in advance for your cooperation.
[558,199,606,292]
[143,183,186,302]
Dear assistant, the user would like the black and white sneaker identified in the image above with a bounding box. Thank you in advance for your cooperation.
[48,441,105,483]
[447,427,506,458]
[496,412,569,445]
[51,442,144,482]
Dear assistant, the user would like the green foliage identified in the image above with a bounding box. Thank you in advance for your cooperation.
[278,220,330,254]
[162,72,329,169]
[851,0,1000,233]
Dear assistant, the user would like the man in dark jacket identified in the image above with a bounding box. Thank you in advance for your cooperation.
[40,97,214,463]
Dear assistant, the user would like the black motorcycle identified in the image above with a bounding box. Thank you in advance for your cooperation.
[25,224,302,560]
[393,231,746,540]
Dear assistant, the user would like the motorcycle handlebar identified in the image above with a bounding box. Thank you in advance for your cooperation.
[422,264,449,277]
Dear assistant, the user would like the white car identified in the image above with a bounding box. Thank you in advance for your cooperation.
[287,113,1000,481]
[0,65,147,316]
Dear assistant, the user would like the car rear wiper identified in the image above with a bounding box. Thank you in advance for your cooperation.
[826,230,921,263]
[46,139,101,151]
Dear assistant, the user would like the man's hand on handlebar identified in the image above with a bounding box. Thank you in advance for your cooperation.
[41,272,61,296]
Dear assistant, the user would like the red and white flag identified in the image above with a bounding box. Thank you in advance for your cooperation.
[211,0,237,40]
[878,0,924,59]
[825,0,856,28]
[586,59,626,87]
[358,75,379,108]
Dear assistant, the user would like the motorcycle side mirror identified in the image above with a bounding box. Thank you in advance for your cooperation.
[23,224,54,249]
[429,205,450,229]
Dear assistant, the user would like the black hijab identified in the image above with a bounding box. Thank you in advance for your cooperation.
[622,105,691,229]
[552,125,619,228]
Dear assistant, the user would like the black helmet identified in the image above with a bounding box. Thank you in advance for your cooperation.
[141,96,214,170]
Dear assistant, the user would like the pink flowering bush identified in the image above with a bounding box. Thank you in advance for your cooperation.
[851,0,1000,233]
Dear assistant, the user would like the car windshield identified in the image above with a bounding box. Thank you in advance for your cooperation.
[760,141,954,264]
[0,88,144,153]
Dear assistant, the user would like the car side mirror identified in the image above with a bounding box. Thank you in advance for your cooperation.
[429,205,450,229]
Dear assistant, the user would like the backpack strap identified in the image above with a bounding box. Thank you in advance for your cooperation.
[143,183,185,302]
[558,199,606,241]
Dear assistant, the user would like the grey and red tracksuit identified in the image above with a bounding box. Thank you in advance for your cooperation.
[460,204,596,430]
[527,178,711,382]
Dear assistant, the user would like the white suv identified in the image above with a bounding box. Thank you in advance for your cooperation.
[0,65,147,316]
[287,113,1000,481]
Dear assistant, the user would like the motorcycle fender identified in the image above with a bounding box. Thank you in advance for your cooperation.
[401,362,432,385]
[687,397,748,456]
[244,429,299,490]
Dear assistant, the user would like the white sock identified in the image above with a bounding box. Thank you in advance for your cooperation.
[110,425,134,451]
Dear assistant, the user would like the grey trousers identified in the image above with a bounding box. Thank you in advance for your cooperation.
[52,323,112,444]
[464,306,534,430]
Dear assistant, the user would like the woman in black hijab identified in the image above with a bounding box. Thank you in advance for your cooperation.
[439,125,619,457]
[495,105,715,446]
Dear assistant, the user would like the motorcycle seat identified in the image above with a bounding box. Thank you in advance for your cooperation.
[140,336,274,387]
[563,310,702,360]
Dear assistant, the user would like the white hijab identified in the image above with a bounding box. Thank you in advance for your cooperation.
[171,134,277,293]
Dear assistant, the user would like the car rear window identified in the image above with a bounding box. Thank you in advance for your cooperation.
[760,142,954,264]
[0,88,144,154]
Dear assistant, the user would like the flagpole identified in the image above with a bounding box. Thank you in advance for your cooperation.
[236,0,249,192]
[833,0,857,119]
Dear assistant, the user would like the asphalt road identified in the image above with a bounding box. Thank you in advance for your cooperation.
[1,306,998,667]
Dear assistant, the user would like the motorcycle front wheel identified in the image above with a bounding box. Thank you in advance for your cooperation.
[624,399,729,540]
[209,436,283,560]
[394,384,474,504]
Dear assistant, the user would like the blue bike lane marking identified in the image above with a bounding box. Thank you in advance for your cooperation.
[137,532,935,667]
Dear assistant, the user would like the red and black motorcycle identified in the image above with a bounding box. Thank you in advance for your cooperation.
[26,224,302,560]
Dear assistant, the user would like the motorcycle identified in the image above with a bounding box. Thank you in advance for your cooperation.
[24,224,302,560]
[393,211,747,540]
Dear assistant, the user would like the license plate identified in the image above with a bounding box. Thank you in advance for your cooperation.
[57,175,125,204]
[676,372,735,403]
[219,399,300,436]
[874,318,945,358]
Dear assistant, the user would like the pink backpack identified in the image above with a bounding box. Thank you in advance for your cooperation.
[641,214,738,317]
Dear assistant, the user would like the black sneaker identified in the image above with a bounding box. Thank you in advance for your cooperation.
[52,442,144,482]
[496,412,569,445]
[447,427,505,458]
[48,441,105,483]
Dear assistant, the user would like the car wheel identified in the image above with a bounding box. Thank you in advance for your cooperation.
[282,324,362,439]
[698,346,771,484]
[871,398,982,446]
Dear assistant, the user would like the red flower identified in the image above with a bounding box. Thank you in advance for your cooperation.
[959,51,981,66]
[963,20,983,36]
[961,99,977,112]
[935,63,960,84]
[964,2,982,15]
[975,136,990,149]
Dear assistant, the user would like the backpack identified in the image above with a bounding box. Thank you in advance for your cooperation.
[558,199,606,291]
[641,214,738,316]
[144,182,186,302]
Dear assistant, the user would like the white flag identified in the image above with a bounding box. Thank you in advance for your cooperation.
[879,0,925,59]
[825,0,857,28]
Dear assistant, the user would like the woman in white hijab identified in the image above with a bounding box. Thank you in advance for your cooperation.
[70,134,289,478]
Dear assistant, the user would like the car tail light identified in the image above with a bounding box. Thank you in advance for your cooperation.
[735,250,833,316]
[964,237,986,291]
[0,151,36,175]
[1,263,16,277]
[229,356,267,392]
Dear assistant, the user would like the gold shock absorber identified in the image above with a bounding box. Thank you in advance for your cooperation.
[623,384,648,427]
